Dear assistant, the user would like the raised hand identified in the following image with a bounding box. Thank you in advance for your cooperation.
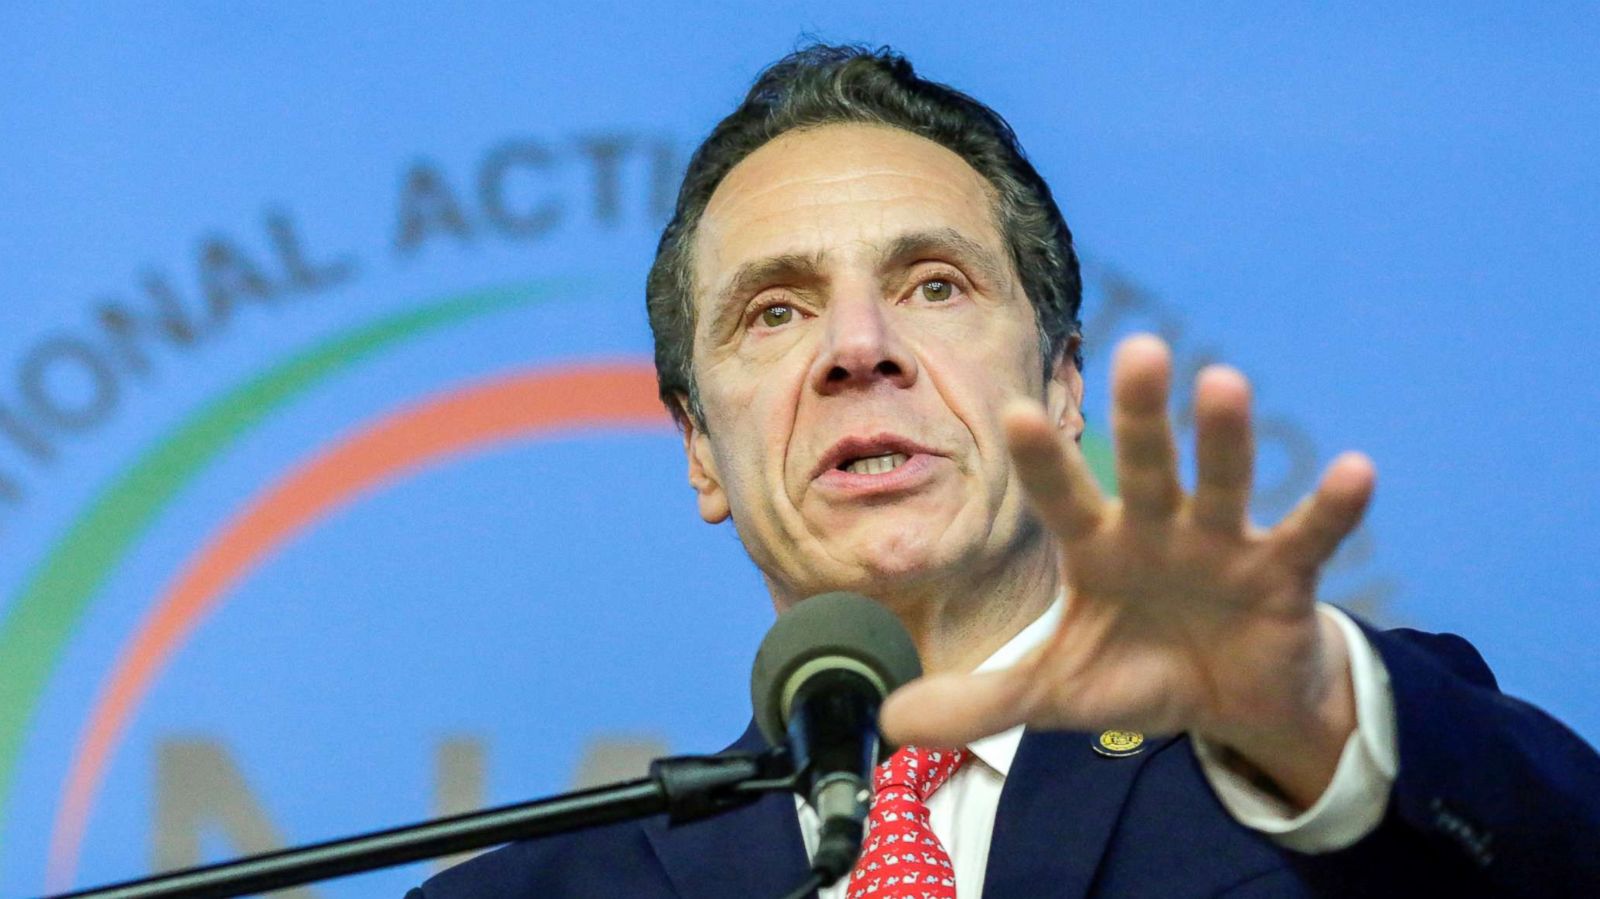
[879,333,1376,806]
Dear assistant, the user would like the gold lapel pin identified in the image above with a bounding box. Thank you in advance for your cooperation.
[1093,729,1145,758]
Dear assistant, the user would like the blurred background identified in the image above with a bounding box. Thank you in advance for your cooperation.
[0,3,1595,895]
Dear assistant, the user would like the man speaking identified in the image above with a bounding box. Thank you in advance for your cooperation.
[412,44,1600,897]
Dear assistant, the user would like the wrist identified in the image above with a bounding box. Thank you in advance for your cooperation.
[1211,611,1358,810]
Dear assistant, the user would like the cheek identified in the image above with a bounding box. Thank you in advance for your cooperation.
[921,324,1036,414]
[701,361,806,507]
[914,327,1039,504]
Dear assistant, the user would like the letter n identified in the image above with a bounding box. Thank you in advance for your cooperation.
[154,739,323,899]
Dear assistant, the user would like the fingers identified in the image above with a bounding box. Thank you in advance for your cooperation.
[1018,330,1372,574]
[1272,452,1376,572]
[1191,365,1254,531]
[1004,399,1106,539]
[878,668,1035,749]
[1111,335,1182,520]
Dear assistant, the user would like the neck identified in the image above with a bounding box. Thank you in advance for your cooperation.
[829,531,1061,676]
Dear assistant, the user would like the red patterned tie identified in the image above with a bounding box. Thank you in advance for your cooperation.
[845,745,968,899]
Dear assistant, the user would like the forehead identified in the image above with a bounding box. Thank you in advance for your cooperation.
[692,123,1007,305]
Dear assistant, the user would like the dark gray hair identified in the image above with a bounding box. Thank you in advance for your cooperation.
[647,43,1083,429]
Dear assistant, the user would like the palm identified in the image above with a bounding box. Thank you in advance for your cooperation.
[882,334,1373,750]
[1031,503,1325,733]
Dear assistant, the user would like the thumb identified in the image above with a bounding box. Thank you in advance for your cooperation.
[878,667,1034,749]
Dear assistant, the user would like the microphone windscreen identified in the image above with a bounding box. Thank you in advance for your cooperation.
[749,592,922,747]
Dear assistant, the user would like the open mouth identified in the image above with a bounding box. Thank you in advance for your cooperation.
[839,452,910,475]
[812,434,938,489]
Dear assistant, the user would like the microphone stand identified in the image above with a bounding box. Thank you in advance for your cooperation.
[44,750,797,899]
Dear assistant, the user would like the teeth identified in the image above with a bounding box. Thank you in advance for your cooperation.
[844,452,909,475]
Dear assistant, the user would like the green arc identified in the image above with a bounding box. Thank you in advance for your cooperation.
[0,280,575,840]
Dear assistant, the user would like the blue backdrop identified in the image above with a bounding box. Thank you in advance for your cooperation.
[0,4,1595,896]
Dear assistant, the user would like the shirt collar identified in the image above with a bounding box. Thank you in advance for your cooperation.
[962,594,1064,778]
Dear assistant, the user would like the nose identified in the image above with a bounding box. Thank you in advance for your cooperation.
[809,289,919,395]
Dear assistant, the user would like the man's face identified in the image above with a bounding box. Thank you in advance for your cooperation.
[684,123,1082,607]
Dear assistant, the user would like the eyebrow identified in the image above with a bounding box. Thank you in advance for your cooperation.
[878,228,1009,292]
[708,251,828,330]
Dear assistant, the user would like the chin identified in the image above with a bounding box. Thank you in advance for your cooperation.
[836,525,960,587]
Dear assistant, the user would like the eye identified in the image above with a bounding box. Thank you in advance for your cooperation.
[919,278,955,302]
[758,304,796,328]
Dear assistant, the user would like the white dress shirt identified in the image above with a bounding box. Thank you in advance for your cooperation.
[799,598,1399,898]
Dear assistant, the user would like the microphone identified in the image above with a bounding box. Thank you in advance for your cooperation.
[750,592,922,885]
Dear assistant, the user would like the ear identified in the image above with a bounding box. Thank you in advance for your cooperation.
[1045,335,1085,443]
[678,398,731,524]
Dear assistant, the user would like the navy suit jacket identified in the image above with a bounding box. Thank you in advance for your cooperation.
[410,624,1600,897]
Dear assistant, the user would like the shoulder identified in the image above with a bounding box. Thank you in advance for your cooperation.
[1359,621,1498,690]
[410,819,665,899]
[408,722,785,899]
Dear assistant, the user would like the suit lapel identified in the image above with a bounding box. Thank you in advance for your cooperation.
[981,728,1172,899]
[642,722,815,899]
